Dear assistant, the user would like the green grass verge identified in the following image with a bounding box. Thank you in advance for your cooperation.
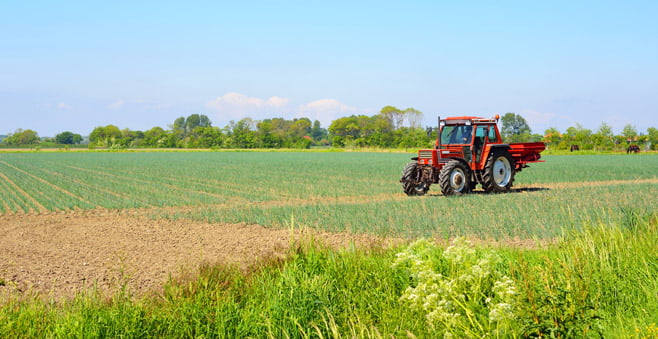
[2,212,657,338]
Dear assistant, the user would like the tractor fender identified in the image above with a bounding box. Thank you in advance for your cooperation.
[482,144,511,161]
[446,157,471,168]
[489,144,510,151]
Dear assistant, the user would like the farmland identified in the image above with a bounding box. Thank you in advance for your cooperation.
[1,151,658,337]
[0,152,656,238]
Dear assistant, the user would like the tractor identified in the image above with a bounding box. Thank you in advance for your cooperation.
[400,115,545,196]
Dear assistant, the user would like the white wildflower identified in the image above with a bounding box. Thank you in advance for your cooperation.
[394,237,519,336]
[489,302,514,322]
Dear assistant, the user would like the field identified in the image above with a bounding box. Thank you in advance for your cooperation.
[1,152,657,238]
[1,151,658,337]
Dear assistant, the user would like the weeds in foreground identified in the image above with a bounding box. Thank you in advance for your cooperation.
[1,210,657,338]
[393,237,518,338]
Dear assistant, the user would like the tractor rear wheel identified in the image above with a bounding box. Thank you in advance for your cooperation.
[483,149,515,193]
[439,159,472,196]
[401,162,429,196]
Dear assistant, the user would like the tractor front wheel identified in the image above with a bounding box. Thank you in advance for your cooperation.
[401,162,429,196]
[483,149,515,193]
[439,159,472,196]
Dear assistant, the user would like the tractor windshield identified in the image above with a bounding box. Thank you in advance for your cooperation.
[441,125,472,145]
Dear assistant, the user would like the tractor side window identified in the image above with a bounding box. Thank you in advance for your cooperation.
[488,126,499,143]
[475,126,487,147]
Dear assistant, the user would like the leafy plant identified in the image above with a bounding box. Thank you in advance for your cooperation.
[393,238,518,338]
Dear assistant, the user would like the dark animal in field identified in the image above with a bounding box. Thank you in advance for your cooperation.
[627,145,640,154]
[570,145,580,152]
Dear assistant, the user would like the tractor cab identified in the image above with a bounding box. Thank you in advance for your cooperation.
[402,114,545,197]
[427,116,503,170]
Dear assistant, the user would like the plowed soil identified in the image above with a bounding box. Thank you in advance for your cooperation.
[0,211,396,300]
[7,178,639,300]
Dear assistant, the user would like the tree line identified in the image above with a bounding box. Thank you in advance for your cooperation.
[2,109,657,151]
[499,113,658,151]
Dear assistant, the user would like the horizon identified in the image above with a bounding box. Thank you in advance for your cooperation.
[1,112,655,139]
[2,111,654,140]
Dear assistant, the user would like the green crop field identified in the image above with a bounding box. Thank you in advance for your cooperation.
[0,152,656,238]
[2,151,658,338]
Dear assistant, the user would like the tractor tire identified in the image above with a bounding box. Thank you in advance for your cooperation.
[401,162,429,196]
[482,149,515,193]
[439,159,472,196]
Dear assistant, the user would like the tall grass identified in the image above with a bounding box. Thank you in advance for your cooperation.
[2,211,657,338]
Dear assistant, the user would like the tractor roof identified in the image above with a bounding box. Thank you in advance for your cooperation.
[442,116,498,124]
[444,116,484,121]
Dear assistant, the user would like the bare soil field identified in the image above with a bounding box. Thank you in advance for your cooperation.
[0,211,395,300]
[3,178,647,300]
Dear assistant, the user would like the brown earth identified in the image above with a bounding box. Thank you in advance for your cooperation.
[0,211,399,300]
[4,177,644,301]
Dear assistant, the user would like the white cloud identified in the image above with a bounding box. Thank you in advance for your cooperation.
[205,92,290,122]
[266,96,289,107]
[298,99,355,127]
[108,100,125,109]
[205,92,356,128]
[57,102,72,109]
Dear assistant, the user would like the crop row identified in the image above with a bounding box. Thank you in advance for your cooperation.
[0,152,656,239]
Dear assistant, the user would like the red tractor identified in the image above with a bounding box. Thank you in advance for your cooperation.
[400,115,545,196]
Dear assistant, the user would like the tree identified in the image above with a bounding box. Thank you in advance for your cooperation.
[404,108,423,129]
[310,120,328,143]
[647,127,658,150]
[89,125,122,147]
[4,129,40,145]
[592,122,614,150]
[543,127,561,147]
[380,106,405,130]
[172,117,186,133]
[185,114,212,133]
[329,116,362,139]
[226,118,258,148]
[189,126,224,148]
[143,127,167,147]
[622,124,638,141]
[564,124,592,149]
[500,113,531,142]
[172,114,212,135]
[55,131,82,144]
[596,122,614,139]
[288,118,312,138]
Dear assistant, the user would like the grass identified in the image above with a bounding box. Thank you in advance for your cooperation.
[1,211,657,337]
[2,151,658,336]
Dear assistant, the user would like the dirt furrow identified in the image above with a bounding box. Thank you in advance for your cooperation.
[0,213,398,300]
[514,178,658,191]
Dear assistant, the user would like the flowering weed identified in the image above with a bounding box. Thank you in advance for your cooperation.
[393,237,517,338]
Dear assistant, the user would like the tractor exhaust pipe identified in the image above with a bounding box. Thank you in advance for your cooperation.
[436,116,441,150]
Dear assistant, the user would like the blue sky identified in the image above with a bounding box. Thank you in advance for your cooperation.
[2,1,657,137]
